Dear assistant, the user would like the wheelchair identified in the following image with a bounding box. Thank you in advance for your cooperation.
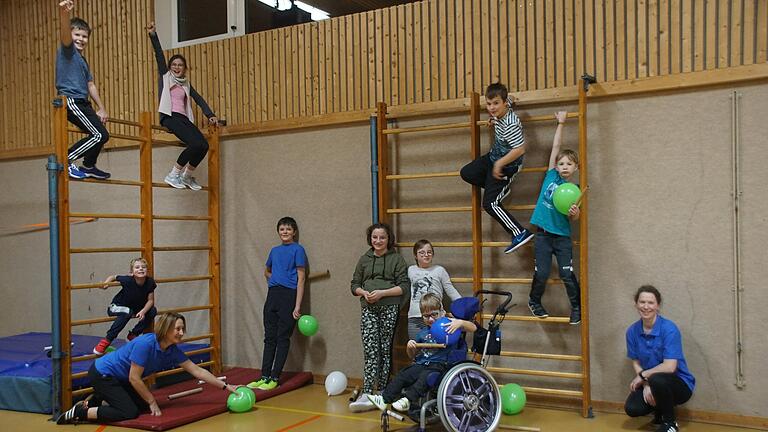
[380,290,513,432]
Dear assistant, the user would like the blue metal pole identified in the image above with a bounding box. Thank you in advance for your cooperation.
[46,155,63,419]
[370,115,379,224]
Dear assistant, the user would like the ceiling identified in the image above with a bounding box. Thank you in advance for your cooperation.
[301,0,419,18]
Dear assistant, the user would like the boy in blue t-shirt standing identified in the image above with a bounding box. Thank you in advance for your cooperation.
[56,0,111,180]
[528,111,582,325]
[248,217,307,391]
[460,83,532,254]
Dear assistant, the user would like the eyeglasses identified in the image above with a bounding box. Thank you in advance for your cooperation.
[417,250,434,256]
[421,311,440,320]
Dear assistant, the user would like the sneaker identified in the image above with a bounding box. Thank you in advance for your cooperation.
[181,175,203,191]
[247,377,268,389]
[56,401,84,424]
[126,332,137,342]
[528,302,549,318]
[257,378,278,391]
[655,421,679,432]
[392,397,410,412]
[79,165,111,179]
[164,172,186,189]
[504,229,534,254]
[93,338,110,355]
[349,392,375,412]
[68,163,87,179]
[367,394,388,412]
[569,308,582,325]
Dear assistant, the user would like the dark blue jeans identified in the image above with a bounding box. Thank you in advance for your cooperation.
[529,230,580,308]
[105,305,156,342]
[261,286,297,380]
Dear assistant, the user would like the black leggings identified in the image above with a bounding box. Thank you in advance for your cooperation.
[625,373,692,423]
[161,112,209,168]
[87,364,147,421]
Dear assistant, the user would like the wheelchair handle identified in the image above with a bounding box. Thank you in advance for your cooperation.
[474,290,514,312]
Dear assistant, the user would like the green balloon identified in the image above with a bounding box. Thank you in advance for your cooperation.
[298,315,319,336]
[500,383,526,415]
[552,182,581,215]
[105,346,116,353]
[227,387,254,413]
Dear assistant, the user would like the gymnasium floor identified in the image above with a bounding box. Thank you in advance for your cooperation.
[0,384,752,432]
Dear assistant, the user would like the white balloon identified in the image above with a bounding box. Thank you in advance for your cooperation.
[324,371,348,396]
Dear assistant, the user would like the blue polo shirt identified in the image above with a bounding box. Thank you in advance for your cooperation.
[55,43,93,99]
[530,169,572,237]
[94,333,188,382]
[266,242,307,289]
[626,315,695,391]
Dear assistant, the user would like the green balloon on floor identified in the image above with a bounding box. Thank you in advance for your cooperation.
[500,383,526,415]
[227,387,255,413]
[298,315,319,336]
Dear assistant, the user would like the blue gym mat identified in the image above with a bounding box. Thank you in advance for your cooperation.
[0,332,209,414]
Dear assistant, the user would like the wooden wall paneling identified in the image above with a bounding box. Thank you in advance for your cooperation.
[682,0,693,72]
[215,40,225,126]
[246,33,255,123]
[670,0,681,74]
[310,23,320,116]
[363,12,373,109]
[585,0,595,78]
[506,0,518,91]
[291,27,299,118]
[742,0,754,65]
[705,0,717,69]
[534,0,544,88]
[297,24,306,116]
[257,33,265,121]
[438,1,447,100]
[431,1,442,99]
[727,0,739,68]
[322,22,330,116]
[470,0,480,93]
[574,0,585,80]
[627,0,637,78]
[333,19,342,113]
[565,0,575,85]
[280,27,289,119]
[717,0,729,68]
[658,0,668,75]
[546,0,556,88]
[266,32,275,120]
[605,0,615,82]
[228,37,239,125]
[489,0,500,86]
[413,4,424,103]
[447,0,457,99]
[594,0,605,81]
[375,9,384,104]
[463,0,473,96]
[351,15,360,110]
[383,7,393,105]
[651,0,661,76]
[499,0,510,89]
[526,0,536,90]
[757,0,767,63]
[405,4,414,104]
[317,21,325,115]
[637,0,648,77]
[396,5,406,106]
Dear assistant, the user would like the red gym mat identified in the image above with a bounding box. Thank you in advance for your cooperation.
[110,367,313,431]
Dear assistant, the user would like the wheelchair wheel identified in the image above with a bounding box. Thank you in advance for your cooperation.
[436,363,502,432]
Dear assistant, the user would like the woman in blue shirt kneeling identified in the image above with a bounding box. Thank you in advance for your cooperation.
[58,312,238,424]
[625,285,695,432]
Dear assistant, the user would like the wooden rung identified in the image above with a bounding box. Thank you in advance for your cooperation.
[382,121,472,134]
[69,212,143,220]
[154,360,215,378]
[72,387,94,397]
[183,347,214,357]
[71,353,100,363]
[152,140,185,147]
[108,132,145,143]
[72,370,87,380]
[508,385,583,398]
[156,275,213,284]
[151,124,168,131]
[71,281,119,290]
[483,314,571,324]
[107,118,141,127]
[153,215,212,221]
[152,182,209,190]
[71,305,214,326]
[478,112,579,126]
[452,277,561,284]
[79,178,143,187]
[387,206,472,214]
[395,240,579,248]
[154,245,212,252]
[486,366,583,380]
[70,246,145,254]
[183,333,214,342]
[497,351,582,362]
[386,171,460,180]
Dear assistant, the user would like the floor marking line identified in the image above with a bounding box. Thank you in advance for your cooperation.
[275,414,322,431]
[255,404,407,425]
[94,425,107,432]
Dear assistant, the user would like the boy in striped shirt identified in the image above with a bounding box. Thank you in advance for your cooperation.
[460,83,533,254]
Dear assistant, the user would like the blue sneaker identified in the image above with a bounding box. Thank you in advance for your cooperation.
[504,229,533,254]
[79,165,111,179]
[68,163,87,179]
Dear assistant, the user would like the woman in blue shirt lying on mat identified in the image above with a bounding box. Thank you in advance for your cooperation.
[58,312,239,423]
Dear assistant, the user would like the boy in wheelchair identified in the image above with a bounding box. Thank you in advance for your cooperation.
[368,293,478,421]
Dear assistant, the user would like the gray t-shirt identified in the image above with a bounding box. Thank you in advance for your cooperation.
[56,43,92,99]
[407,265,461,318]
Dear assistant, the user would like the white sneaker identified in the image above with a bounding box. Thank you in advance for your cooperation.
[392,397,410,412]
[164,173,186,189]
[349,393,375,412]
[367,394,388,412]
[181,175,203,191]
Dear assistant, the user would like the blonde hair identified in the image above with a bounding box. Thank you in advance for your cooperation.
[154,312,185,342]
[419,293,443,314]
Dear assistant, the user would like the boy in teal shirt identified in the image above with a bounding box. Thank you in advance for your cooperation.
[528,111,581,325]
